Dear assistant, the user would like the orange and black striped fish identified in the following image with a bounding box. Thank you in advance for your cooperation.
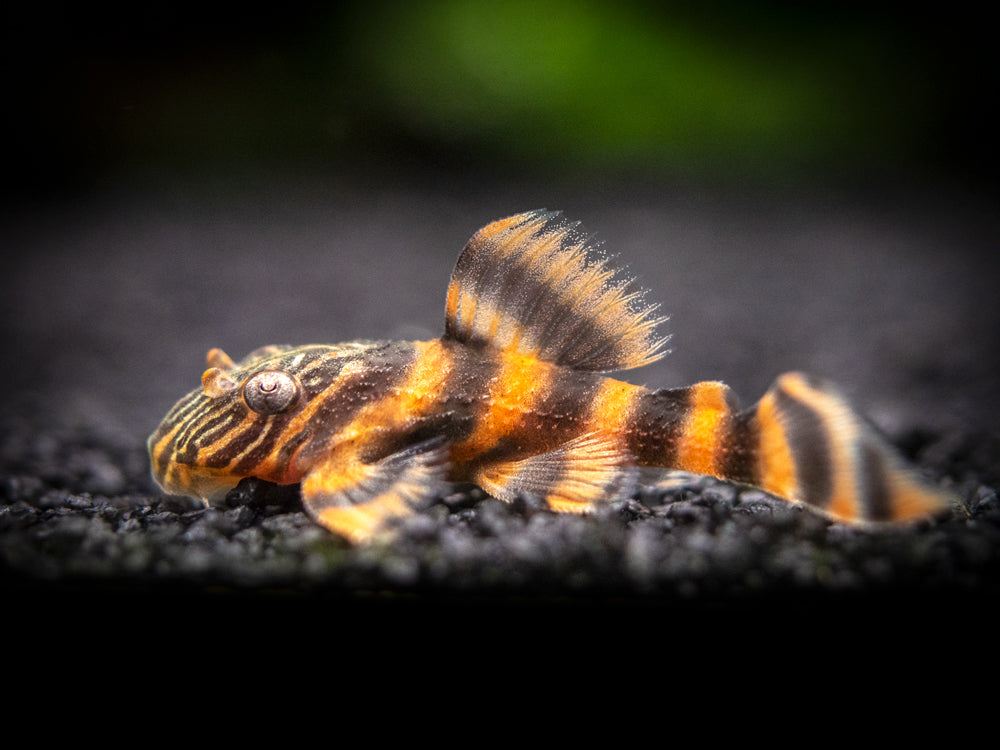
[148,210,955,542]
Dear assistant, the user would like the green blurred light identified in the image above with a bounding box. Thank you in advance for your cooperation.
[345,0,898,173]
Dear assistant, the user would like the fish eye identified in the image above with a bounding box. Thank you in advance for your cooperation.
[243,370,300,414]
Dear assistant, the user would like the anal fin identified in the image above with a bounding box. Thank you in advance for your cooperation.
[300,439,451,543]
[476,432,637,513]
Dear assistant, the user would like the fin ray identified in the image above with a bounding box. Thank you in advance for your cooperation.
[754,372,955,523]
[300,438,451,543]
[444,210,669,372]
[476,432,638,512]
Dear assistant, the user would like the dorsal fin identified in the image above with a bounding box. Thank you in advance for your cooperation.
[443,210,669,372]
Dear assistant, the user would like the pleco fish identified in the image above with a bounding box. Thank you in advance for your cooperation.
[148,210,955,543]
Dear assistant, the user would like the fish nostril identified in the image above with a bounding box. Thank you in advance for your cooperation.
[202,367,238,399]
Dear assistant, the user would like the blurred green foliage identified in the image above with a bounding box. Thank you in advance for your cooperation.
[5,1,993,188]
[342,0,915,174]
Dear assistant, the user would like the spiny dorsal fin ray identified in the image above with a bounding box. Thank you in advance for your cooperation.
[443,210,670,372]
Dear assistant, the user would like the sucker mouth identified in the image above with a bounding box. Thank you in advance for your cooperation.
[151,458,240,504]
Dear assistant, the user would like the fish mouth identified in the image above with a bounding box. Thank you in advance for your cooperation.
[147,437,240,504]
[150,463,240,504]
[147,417,243,503]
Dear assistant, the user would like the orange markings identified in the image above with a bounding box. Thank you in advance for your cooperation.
[778,373,859,520]
[300,452,368,499]
[201,367,237,399]
[546,497,593,514]
[205,348,235,371]
[450,349,552,465]
[890,473,952,520]
[444,280,461,332]
[755,390,798,501]
[454,285,478,339]
[316,496,409,544]
[676,381,732,477]
[447,212,540,339]
[588,378,637,433]
[354,338,453,430]
[164,460,234,503]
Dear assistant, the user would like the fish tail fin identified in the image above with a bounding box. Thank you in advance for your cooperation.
[748,372,955,523]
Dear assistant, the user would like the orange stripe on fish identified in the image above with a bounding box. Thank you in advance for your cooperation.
[676,381,734,477]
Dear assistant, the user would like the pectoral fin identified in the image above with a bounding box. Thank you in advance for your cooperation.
[300,439,451,543]
[476,432,638,513]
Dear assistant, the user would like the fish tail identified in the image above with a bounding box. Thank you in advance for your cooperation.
[639,373,955,523]
[740,372,954,523]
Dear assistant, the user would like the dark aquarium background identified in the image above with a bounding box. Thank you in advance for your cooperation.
[5,2,996,193]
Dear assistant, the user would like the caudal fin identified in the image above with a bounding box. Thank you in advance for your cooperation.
[751,372,955,524]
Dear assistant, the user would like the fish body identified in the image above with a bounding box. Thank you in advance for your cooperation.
[148,210,954,542]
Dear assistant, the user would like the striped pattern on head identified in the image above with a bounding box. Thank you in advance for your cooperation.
[147,341,395,501]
